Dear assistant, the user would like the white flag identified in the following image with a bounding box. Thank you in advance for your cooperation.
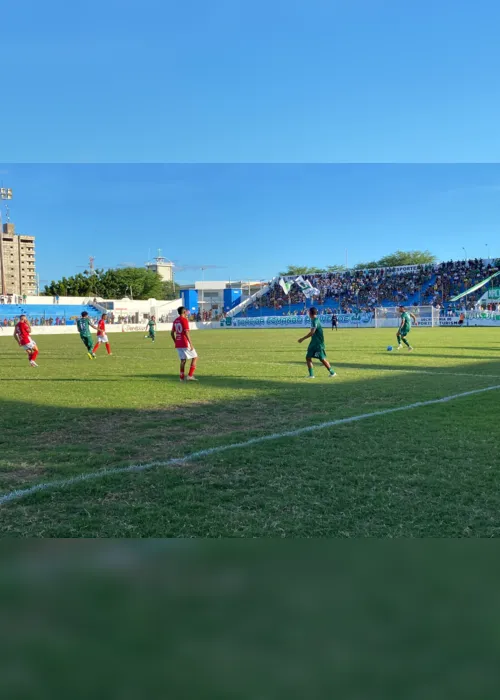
[295,276,310,291]
[279,278,292,295]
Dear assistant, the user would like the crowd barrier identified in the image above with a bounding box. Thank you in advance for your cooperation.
[0,322,212,337]
[218,314,500,328]
[2,315,499,338]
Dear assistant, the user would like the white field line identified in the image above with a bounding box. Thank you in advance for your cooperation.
[1,384,500,507]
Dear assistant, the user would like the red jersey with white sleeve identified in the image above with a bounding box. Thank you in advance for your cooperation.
[16,321,32,346]
[173,316,190,349]
[97,319,106,336]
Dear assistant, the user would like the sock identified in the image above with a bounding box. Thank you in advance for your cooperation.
[308,366,314,377]
[93,343,99,353]
[189,365,196,377]
[402,337,410,348]
[180,370,185,380]
[396,334,402,345]
[105,343,111,354]
[30,349,39,362]
[328,367,335,375]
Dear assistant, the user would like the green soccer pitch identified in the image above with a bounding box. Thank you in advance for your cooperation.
[0,327,499,537]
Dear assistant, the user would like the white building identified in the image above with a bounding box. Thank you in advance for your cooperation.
[145,254,174,283]
[178,280,266,311]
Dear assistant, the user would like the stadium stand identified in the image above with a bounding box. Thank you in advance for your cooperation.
[238,259,500,317]
[0,302,100,327]
[1,259,498,325]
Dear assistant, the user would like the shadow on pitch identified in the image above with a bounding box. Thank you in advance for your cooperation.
[284,359,500,374]
[1,352,500,536]
[0,378,122,382]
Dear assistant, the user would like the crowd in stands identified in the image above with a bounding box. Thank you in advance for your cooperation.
[1,294,26,305]
[1,316,67,328]
[158,310,225,323]
[1,294,62,305]
[0,312,146,327]
[244,258,500,316]
[1,311,225,327]
[248,266,436,315]
[195,309,222,322]
[422,258,499,310]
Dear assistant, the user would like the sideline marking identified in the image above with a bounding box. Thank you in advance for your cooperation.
[1,384,500,507]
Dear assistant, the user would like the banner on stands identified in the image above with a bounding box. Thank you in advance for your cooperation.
[466,310,500,326]
[484,288,500,300]
[438,317,462,326]
[220,313,374,329]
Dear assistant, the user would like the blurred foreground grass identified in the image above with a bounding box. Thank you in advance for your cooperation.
[1,542,499,699]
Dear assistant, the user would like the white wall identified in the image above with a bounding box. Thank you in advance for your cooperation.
[25,295,105,304]
[0,321,212,337]
[149,299,182,318]
[4,317,500,337]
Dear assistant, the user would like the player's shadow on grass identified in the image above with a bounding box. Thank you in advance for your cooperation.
[0,378,122,382]
[132,359,500,393]
[1,353,500,537]
[318,360,500,375]
[278,359,500,375]
[393,352,499,361]
[1,356,499,486]
[453,347,500,352]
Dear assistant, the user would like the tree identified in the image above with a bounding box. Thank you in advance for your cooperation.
[108,267,165,300]
[43,267,169,300]
[354,250,437,270]
[353,261,378,270]
[279,265,325,276]
[326,265,347,273]
[162,281,181,300]
[376,250,437,267]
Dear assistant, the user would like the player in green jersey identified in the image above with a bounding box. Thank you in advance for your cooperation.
[144,316,157,342]
[76,311,98,359]
[396,306,417,351]
[298,307,337,379]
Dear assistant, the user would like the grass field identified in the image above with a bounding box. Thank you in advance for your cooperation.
[0,326,499,537]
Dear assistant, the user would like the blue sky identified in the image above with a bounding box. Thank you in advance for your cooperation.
[1,165,499,285]
[2,0,500,162]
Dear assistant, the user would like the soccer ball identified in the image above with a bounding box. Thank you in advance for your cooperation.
[387,345,393,352]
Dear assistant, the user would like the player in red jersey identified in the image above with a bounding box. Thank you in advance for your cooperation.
[14,315,39,367]
[93,313,112,356]
[171,306,198,381]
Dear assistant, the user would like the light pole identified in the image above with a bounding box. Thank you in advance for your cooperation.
[485,243,490,261]
[462,246,468,261]
[200,266,206,313]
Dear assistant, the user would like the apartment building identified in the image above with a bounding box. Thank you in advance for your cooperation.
[0,223,37,295]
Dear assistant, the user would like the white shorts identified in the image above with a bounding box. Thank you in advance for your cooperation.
[177,347,198,360]
[97,335,109,343]
[21,339,36,351]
